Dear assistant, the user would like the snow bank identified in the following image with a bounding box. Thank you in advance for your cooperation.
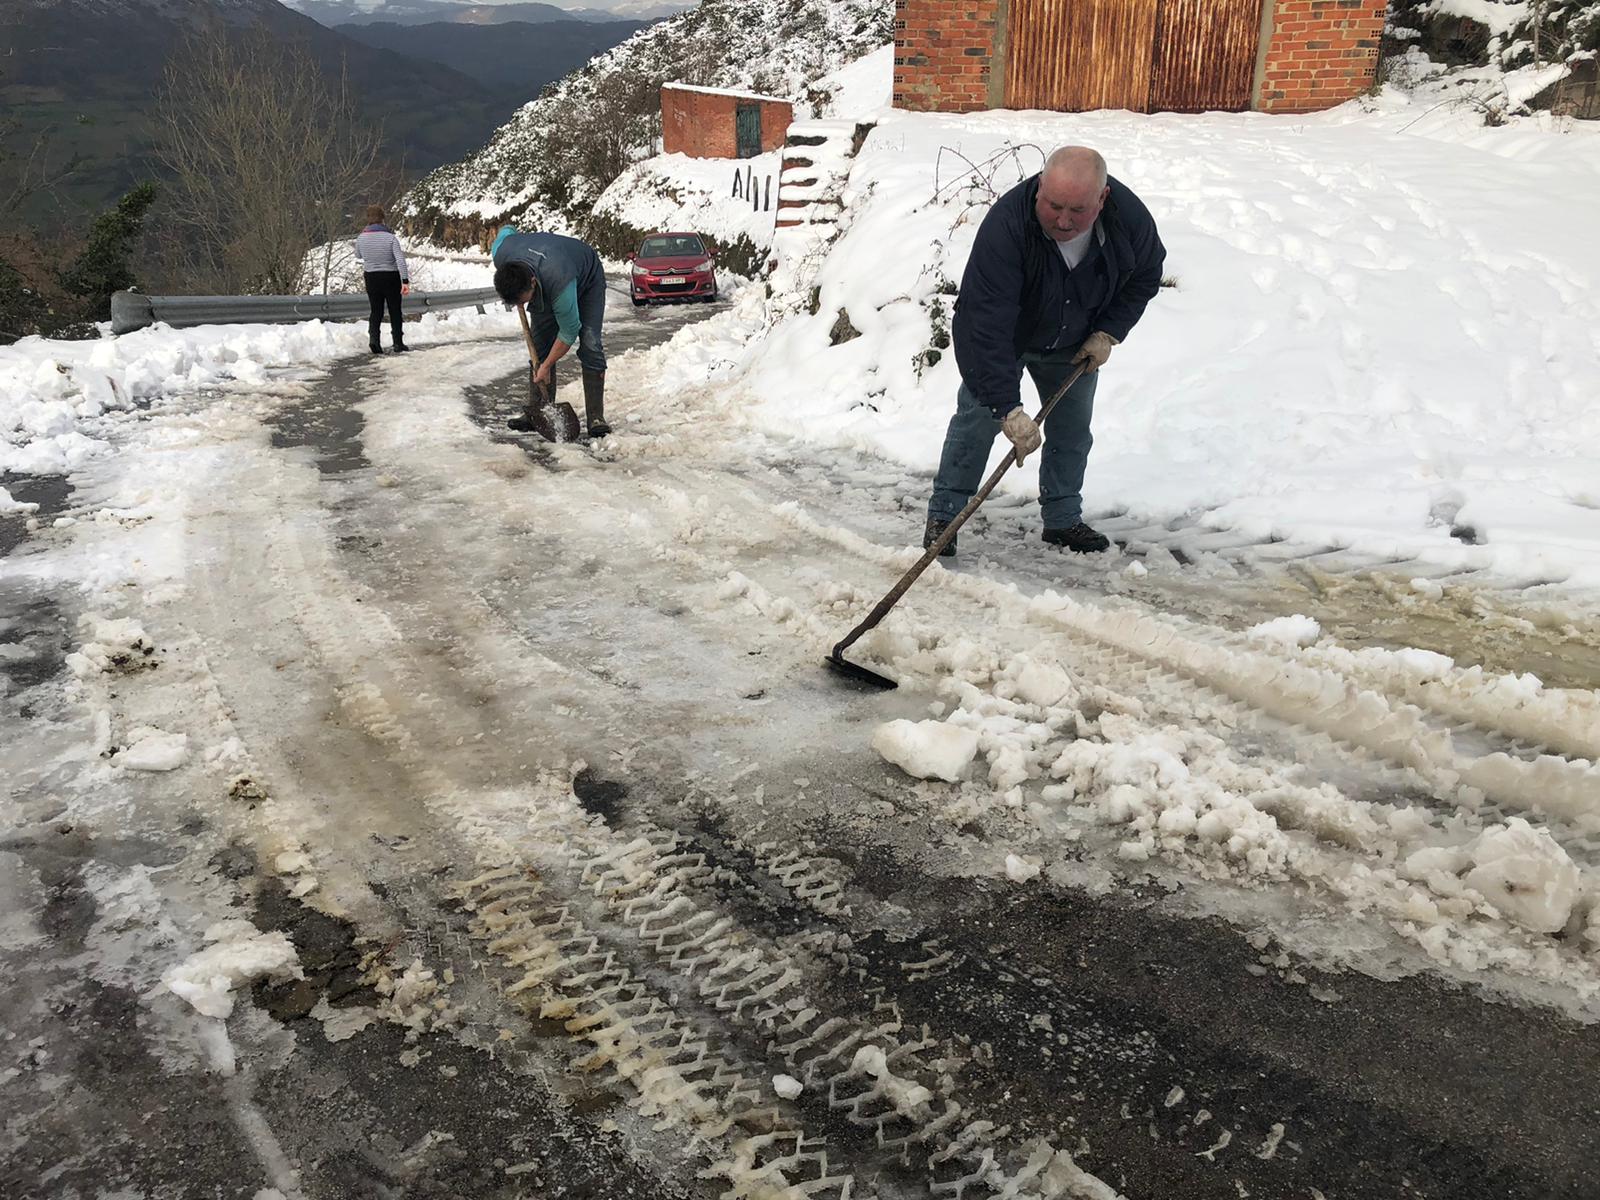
[872,718,979,782]
[0,306,514,475]
[646,99,1600,586]
[593,150,785,254]
[868,627,1600,994]
[162,919,302,1019]
[814,43,894,119]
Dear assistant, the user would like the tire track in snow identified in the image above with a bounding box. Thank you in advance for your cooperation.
[111,327,1598,1198]
[636,457,1597,832]
[224,360,1368,1198]
[598,468,1600,999]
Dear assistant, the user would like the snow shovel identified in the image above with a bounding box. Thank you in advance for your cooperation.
[514,302,581,442]
[825,362,1091,691]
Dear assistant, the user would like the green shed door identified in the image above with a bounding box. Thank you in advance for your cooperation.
[735,103,761,158]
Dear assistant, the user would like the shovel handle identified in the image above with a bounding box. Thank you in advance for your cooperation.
[517,302,555,406]
[515,302,541,366]
[831,362,1089,659]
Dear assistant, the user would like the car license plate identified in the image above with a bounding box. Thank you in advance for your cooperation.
[661,276,685,285]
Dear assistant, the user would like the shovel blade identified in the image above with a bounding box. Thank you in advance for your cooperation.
[551,402,582,443]
[825,650,898,691]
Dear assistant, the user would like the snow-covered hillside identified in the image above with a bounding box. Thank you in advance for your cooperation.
[1387,0,1600,118]
[640,92,1600,588]
[585,47,894,270]
[403,0,892,238]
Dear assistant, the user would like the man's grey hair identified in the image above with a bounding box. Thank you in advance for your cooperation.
[1044,146,1108,190]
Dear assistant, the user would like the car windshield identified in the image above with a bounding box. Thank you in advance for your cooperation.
[639,235,705,258]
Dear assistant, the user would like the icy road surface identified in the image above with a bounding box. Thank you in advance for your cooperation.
[4,289,1600,1200]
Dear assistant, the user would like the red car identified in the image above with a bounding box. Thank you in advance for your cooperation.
[629,232,718,305]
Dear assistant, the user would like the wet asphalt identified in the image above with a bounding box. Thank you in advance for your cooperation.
[4,298,1599,1199]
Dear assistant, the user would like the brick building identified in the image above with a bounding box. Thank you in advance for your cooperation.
[661,83,795,159]
[894,0,1386,116]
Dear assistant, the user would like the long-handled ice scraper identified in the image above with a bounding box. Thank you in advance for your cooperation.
[825,362,1091,691]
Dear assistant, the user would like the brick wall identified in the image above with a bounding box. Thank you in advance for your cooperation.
[1256,0,1386,112]
[893,0,1382,116]
[661,86,794,158]
[893,0,1003,113]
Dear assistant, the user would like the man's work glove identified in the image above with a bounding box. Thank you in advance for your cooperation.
[1071,330,1119,373]
[1001,407,1042,465]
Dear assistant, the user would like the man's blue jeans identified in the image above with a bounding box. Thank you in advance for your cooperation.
[928,352,1099,531]
[529,280,607,373]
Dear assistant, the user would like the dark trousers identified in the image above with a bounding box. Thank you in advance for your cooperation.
[527,280,607,373]
[364,271,404,348]
[928,350,1099,530]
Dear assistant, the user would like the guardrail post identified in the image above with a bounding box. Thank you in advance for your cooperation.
[110,291,155,335]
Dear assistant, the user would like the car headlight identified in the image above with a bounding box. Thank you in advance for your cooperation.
[632,263,649,275]
[695,259,714,272]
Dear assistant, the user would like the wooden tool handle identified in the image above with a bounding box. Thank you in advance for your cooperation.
[831,362,1090,659]
[515,302,540,366]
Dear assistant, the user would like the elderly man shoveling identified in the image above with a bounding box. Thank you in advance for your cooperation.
[491,225,611,441]
[924,146,1165,556]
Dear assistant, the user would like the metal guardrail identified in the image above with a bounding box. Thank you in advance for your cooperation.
[109,287,501,335]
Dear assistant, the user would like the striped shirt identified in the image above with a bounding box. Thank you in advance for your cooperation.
[354,224,409,280]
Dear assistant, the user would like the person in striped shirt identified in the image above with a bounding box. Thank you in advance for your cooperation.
[354,205,410,354]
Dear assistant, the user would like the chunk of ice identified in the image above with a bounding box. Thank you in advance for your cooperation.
[1463,818,1580,934]
[872,719,978,782]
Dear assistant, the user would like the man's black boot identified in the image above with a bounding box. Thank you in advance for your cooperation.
[582,367,611,438]
[1043,522,1111,553]
[370,343,383,355]
[923,518,957,557]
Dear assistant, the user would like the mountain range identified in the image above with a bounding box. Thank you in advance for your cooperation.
[0,0,650,226]
[288,0,688,26]
[337,16,646,90]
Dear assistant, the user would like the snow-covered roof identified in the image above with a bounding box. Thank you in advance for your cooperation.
[662,81,790,104]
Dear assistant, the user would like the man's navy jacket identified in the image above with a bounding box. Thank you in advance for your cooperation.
[953,173,1165,417]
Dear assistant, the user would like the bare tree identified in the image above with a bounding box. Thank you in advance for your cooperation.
[0,117,79,222]
[311,102,409,295]
[154,23,390,294]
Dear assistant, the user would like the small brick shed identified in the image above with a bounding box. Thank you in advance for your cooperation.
[894,0,1386,115]
[661,83,794,159]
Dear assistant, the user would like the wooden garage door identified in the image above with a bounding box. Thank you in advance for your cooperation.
[1005,0,1263,113]
[1005,0,1158,112]
[1149,0,1264,112]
